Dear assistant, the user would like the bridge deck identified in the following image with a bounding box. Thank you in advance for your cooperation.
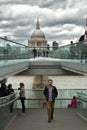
[6,109,87,130]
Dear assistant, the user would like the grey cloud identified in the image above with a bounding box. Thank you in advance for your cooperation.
[0,0,68,9]
[39,0,68,9]
[0,0,42,5]
[0,0,87,45]
[42,16,84,29]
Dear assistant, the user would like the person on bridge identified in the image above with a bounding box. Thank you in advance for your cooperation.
[70,41,76,59]
[7,84,14,95]
[7,84,14,113]
[18,82,26,114]
[0,83,8,97]
[78,30,87,60]
[79,30,87,41]
[71,96,77,108]
[33,48,37,58]
[43,79,58,123]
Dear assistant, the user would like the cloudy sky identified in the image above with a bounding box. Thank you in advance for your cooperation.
[0,0,87,46]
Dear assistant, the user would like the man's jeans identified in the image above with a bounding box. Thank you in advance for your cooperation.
[47,101,54,120]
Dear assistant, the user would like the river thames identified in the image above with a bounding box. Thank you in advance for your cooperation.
[7,75,87,90]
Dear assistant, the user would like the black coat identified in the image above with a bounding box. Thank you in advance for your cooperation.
[79,35,85,41]
[0,87,8,97]
[43,86,58,102]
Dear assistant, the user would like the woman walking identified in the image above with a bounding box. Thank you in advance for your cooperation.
[18,82,26,114]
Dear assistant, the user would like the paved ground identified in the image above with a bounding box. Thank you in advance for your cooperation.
[6,109,87,130]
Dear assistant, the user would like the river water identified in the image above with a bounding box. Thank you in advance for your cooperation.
[7,75,87,90]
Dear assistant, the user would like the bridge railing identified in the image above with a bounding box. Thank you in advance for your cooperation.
[0,92,17,105]
[27,41,87,61]
[0,93,18,130]
[15,89,87,108]
[0,37,30,68]
[0,37,87,62]
[77,92,87,121]
[0,37,30,60]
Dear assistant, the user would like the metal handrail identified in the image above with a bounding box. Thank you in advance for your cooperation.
[77,92,87,96]
[0,96,18,107]
[15,88,87,91]
[0,92,17,100]
[25,98,72,100]
[77,92,87,103]
[77,97,87,103]
[0,37,28,47]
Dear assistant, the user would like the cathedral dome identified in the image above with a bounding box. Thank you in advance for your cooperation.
[31,19,45,38]
[31,29,45,38]
[28,19,47,47]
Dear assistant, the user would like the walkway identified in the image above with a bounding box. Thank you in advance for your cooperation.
[6,109,87,130]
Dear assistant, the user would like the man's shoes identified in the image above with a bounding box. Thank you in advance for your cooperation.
[51,116,53,120]
[48,119,51,123]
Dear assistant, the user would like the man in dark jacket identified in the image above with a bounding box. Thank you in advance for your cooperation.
[43,79,58,123]
[79,30,87,41]
[79,30,87,59]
